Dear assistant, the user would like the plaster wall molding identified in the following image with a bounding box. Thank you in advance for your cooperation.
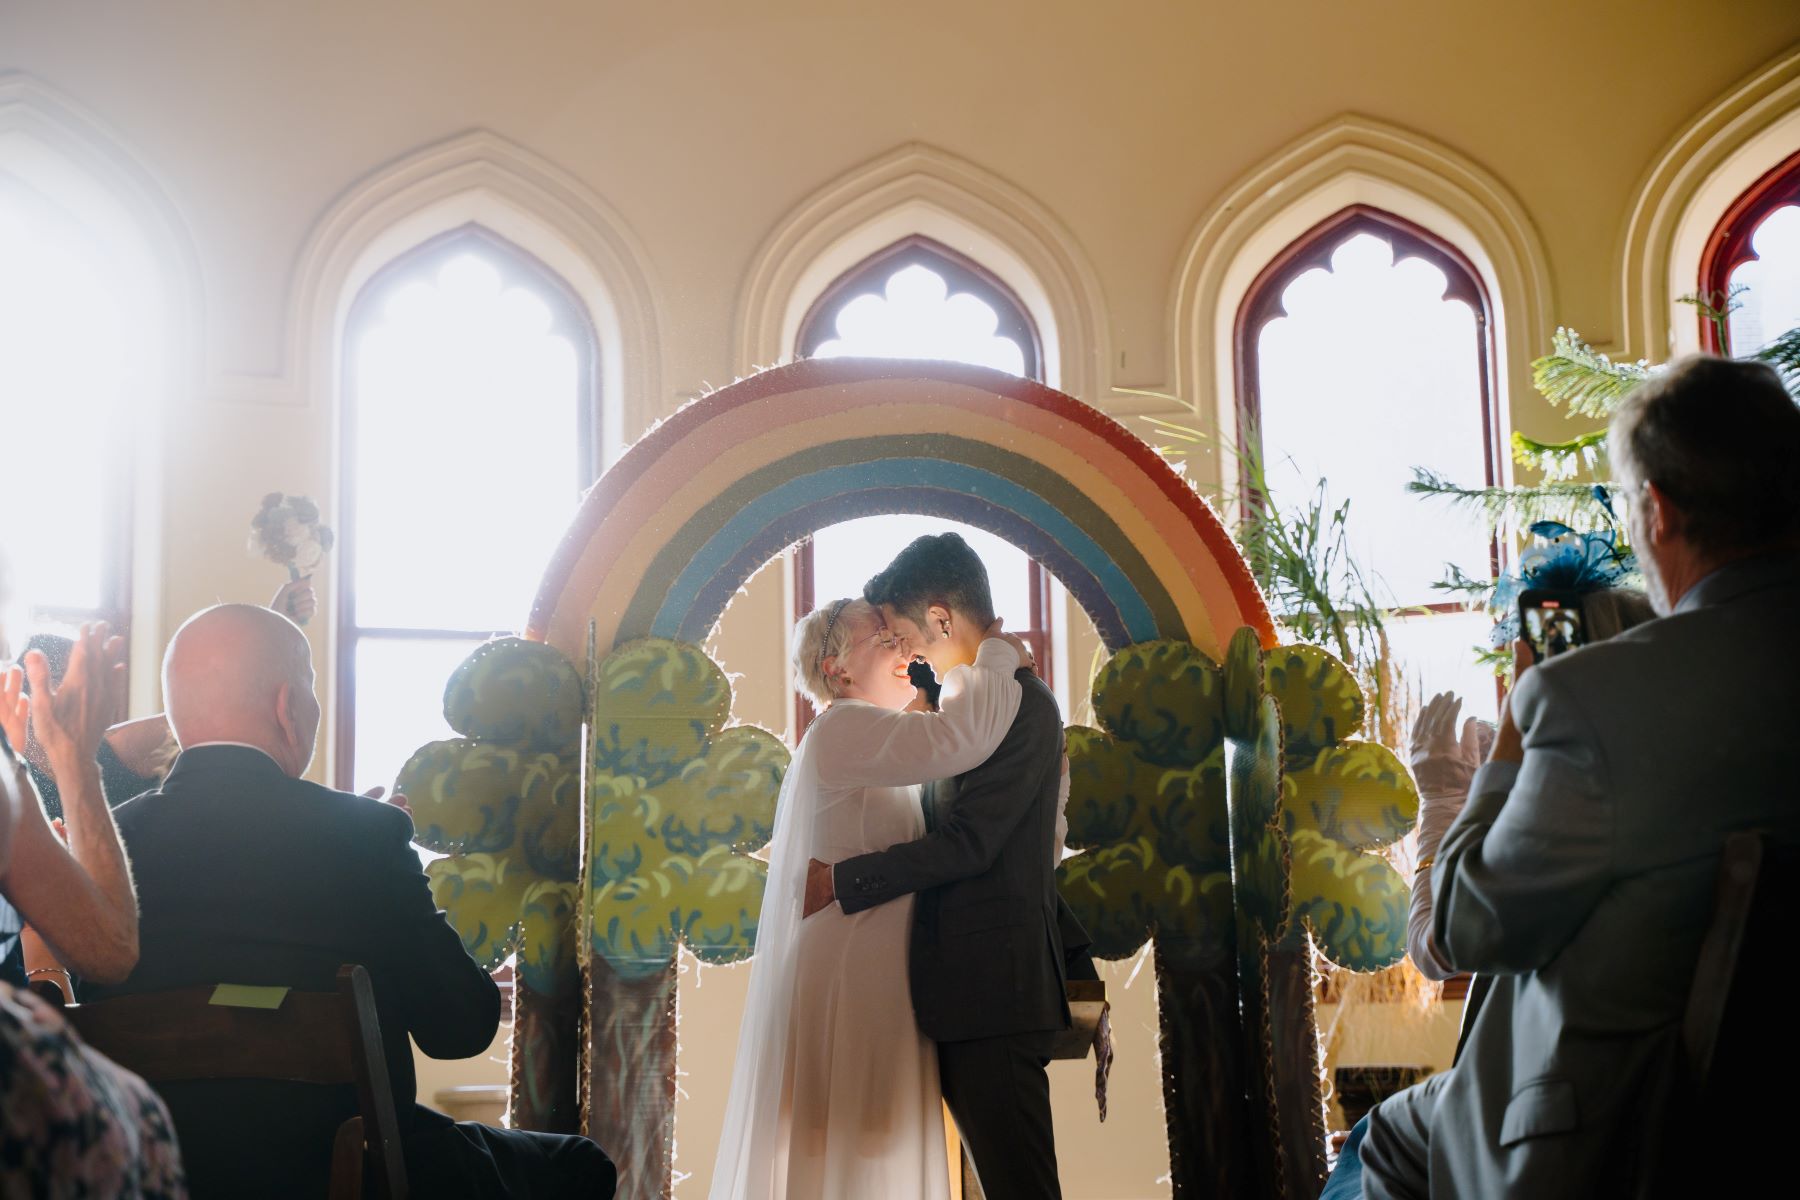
[1620,44,1800,359]
[283,129,661,449]
[735,142,1110,406]
[1170,115,1552,486]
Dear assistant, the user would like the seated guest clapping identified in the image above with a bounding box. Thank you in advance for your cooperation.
[0,624,185,1195]
[0,623,140,993]
[85,604,614,1199]
[1359,355,1800,1199]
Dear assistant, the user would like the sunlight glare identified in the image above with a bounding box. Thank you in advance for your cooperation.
[810,517,1033,631]
[813,264,1026,376]
[1257,233,1491,607]
[351,251,581,633]
[0,173,128,617]
[1257,231,1494,712]
[1728,205,1800,356]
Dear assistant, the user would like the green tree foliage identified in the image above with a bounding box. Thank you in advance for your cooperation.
[1264,643,1417,968]
[586,639,788,979]
[1059,630,1418,973]
[397,638,585,993]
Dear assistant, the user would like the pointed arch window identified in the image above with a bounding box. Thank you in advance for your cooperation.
[0,169,137,654]
[1236,206,1502,714]
[337,225,599,792]
[792,237,1054,722]
[1698,148,1800,356]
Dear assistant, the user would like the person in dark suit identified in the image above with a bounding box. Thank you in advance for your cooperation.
[803,533,1074,1200]
[85,603,614,1199]
[1360,356,1800,1198]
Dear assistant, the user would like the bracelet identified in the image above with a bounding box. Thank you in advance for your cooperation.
[26,967,69,979]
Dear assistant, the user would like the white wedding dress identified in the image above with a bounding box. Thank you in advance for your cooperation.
[709,639,1023,1200]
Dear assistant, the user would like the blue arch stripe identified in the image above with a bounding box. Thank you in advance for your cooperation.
[675,487,1136,649]
[649,459,1161,642]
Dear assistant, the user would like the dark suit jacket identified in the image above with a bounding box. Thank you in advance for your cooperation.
[86,745,500,1197]
[835,669,1072,1043]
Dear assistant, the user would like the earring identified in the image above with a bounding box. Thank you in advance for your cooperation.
[939,621,951,636]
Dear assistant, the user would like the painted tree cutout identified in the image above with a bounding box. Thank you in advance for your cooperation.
[584,638,787,1200]
[397,637,585,1131]
[1059,628,1418,1199]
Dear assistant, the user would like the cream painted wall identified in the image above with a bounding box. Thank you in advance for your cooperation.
[7,3,1800,1196]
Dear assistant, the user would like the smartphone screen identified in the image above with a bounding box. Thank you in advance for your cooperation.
[1520,590,1587,660]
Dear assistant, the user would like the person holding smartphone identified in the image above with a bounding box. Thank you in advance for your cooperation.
[1357,355,1800,1199]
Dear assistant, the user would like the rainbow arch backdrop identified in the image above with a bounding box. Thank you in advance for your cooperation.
[528,359,1275,661]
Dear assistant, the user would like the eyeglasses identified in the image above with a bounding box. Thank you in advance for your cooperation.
[851,625,908,654]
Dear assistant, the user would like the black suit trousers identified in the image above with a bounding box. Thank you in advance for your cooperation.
[939,1030,1062,1200]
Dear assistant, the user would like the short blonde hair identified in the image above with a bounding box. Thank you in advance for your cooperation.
[793,597,873,709]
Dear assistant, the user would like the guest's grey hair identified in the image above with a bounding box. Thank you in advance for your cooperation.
[1609,355,1800,554]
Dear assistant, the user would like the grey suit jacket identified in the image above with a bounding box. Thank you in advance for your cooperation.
[834,670,1072,1043]
[1426,552,1800,1198]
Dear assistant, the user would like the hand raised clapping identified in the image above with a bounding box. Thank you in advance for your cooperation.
[1407,691,1494,798]
[1,623,126,768]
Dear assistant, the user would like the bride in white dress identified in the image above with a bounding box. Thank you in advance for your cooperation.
[710,596,1026,1200]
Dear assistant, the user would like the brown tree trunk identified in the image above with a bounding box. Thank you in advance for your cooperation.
[1267,942,1327,1200]
[1153,938,1254,1198]
[509,977,582,1133]
[1236,934,1284,1199]
[583,956,679,1200]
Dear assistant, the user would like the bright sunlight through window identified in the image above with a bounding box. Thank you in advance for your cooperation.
[1256,231,1496,715]
[1726,205,1800,356]
[812,263,1027,376]
[806,261,1033,632]
[347,248,584,792]
[0,173,128,624]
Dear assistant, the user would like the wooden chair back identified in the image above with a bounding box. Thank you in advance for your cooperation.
[66,964,407,1200]
[1644,832,1794,1195]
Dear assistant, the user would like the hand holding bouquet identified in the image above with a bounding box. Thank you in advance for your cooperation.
[249,493,334,626]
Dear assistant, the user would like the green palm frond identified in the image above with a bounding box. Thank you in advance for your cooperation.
[1753,326,1800,396]
[1677,286,1748,356]
[1429,561,1493,599]
[1532,328,1651,419]
[1510,429,1611,481]
[1407,467,1611,535]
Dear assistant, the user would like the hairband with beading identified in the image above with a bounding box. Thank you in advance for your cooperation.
[817,599,851,672]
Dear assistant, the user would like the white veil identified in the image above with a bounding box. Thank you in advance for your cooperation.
[708,717,822,1199]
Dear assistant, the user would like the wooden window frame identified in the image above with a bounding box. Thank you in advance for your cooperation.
[791,236,1053,734]
[1233,204,1505,620]
[1697,147,1800,354]
[334,224,601,793]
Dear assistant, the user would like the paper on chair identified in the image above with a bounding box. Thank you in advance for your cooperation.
[208,984,289,1009]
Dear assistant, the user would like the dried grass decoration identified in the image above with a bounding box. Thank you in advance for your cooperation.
[248,492,334,624]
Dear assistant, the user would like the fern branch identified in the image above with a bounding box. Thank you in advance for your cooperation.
[1407,467,1612,535]
[1531,328,1651,419]
[1753,326,1800,397]
[1510,429,1610,481]
[1429,561,1494,599]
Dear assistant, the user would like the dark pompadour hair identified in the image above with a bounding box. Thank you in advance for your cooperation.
[863,532,997,628]
[1609,355,1800,553]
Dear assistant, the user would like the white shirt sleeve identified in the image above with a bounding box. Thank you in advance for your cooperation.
[813,638,1023,789]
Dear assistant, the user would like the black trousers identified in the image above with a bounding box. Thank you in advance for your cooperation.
[938,1030,1062,1200]
[405,1107,617,1199]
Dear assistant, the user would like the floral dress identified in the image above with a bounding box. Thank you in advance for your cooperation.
[0,982,186,1199]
